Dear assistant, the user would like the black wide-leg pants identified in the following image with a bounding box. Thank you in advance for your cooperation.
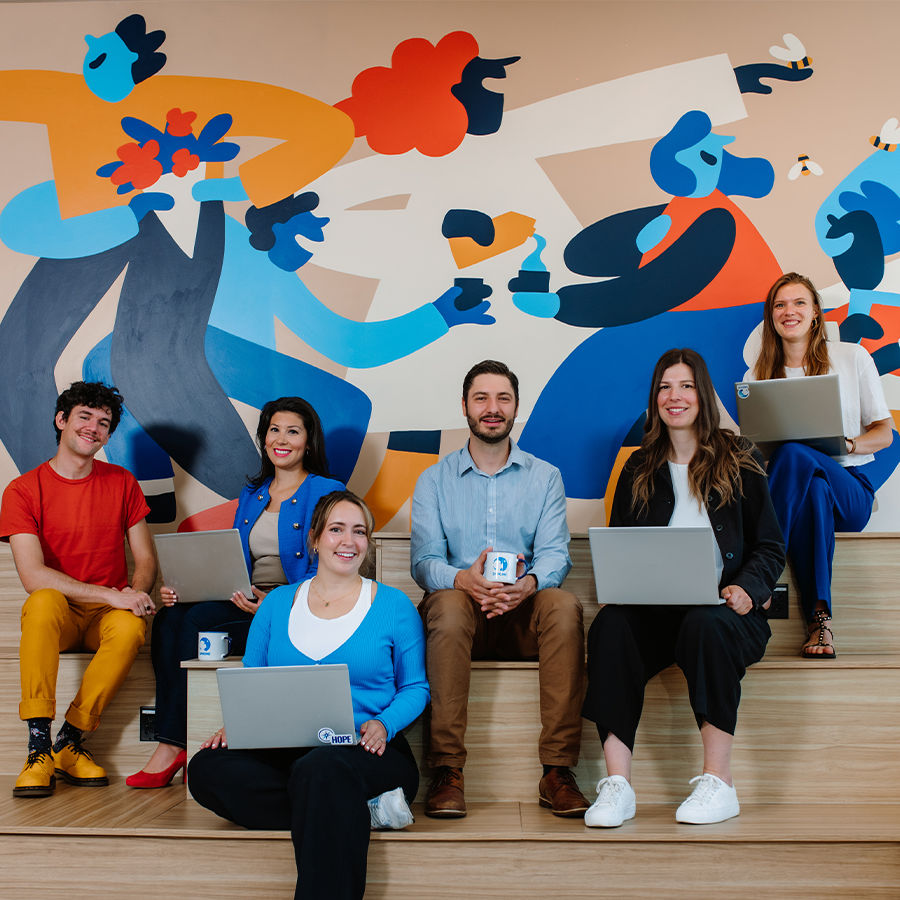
[582,603,770,752]
[188,734,418,900]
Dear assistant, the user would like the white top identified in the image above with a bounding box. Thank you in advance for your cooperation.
[288,577,373,661]
[668,462,724,584]
[745,341,890,467]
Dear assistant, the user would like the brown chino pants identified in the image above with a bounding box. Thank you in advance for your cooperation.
[420,588,584,769]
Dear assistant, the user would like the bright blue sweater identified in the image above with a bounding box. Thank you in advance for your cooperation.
[242,580,429,741]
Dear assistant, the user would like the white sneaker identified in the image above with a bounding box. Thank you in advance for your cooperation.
[584,775,636,828]
[368,786,415,830]
[675,773,740,824]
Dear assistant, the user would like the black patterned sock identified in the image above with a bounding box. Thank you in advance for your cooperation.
[27,717,52,753]
[53,720,83,752]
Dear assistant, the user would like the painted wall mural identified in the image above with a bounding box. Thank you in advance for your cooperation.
[1,1,899,532]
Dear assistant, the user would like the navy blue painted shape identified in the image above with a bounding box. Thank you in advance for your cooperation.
[0,238,136,473]
[555,207,735,327]
[442,209,495,245]
[826,209,885,291]
[451,55,520,136]
[839,313,884,343]
[109,202,260,500]
[733,62,813,95]
[563,206,665,277]
[387,430,441,454]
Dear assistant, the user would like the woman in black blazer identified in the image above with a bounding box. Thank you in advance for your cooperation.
[582,348,784,828]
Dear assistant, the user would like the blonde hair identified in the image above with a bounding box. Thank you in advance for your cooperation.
[754,272,830,379]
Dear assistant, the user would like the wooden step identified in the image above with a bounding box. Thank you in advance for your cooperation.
[1,781,897,898]
[3,533,899,656]
[379,532,900,656]
[182,656,900,805]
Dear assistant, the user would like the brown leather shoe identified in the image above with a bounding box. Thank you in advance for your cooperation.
[425,766,466,818]
[538,767,590,818]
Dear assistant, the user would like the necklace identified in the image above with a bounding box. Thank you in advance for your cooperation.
[310,576,361,608]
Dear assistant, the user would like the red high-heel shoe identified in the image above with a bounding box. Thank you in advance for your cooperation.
[125,749,187,789]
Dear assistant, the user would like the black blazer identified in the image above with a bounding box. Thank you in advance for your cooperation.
[610,442,786,609]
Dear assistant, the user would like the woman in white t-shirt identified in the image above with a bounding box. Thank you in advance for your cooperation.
[746,272,897,658]
[582,348,784,829]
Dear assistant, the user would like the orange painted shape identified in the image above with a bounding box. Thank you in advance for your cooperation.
[639,191,780,311]
[177,499,239,533]
[604,446,639,525]
[363,447,439,531]
[448,212,537,269]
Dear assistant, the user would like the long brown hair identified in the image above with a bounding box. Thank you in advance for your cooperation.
[631,348,762,516]
[753,272,830,379]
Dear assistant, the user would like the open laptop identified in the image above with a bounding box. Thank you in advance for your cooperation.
[735,373,844,457]
[588,526,723,605]
[153,529,252,603]
[217,664,357,749]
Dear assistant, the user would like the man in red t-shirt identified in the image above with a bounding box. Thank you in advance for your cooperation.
[0,382,156,797]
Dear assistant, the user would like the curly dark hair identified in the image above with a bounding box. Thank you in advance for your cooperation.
[54,382,124,443]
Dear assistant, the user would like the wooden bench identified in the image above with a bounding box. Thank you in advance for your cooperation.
[2,535,899,897]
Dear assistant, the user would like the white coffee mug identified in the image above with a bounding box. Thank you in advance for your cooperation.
[484,550,518,584]
[198,631,231,661]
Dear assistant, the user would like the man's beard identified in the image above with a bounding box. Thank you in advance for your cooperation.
[466,413,514,444]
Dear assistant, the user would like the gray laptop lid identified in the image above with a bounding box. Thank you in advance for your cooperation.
[735,373,844,457]
[153,529,252,603]
[588,526,723,605]
[217,664,357,749]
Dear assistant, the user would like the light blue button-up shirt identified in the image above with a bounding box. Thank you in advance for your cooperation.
[410,440,572,593]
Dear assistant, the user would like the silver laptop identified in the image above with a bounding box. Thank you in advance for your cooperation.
[735,374,844,457]
[217,664,357,749]
[153,529,252,603]
[588,526,723,605]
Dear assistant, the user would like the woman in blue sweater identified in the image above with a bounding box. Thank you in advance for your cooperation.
[127,397,343,788]
[188,490,429,900]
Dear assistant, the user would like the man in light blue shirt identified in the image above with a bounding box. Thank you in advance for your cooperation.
[411,360,587,819]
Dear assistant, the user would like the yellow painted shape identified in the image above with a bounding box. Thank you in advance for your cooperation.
[448,211,536,269]
[364,447,438,531]
[603,446,638,525]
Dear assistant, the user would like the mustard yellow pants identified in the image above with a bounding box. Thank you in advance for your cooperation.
[19,588,146,731]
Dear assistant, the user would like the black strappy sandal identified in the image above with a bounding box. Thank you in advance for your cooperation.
[801,609,837,659]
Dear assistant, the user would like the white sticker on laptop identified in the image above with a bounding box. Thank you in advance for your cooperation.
[736,383,750,399]
[318,727,355,745]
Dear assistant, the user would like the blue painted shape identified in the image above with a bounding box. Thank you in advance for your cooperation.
[211,215,449,367]
[733,62,813,95]
[650,111,773,200]
[520,233,549,272]
[564,206,665,277]
[0,181,138,258]
[816,146,900,259]
[83,31,137,102]
[827,209,884,292]
[838,179,900,253]
[442,209,495,245]
[519,303,765,498]
[205,327,370,483]
[554,207,735,327]
[193,175,248,203]
[635,214,671,254]
[839,313,884,343]
[387,430,441,454]
[450,55,520,136]
[512,291,560,318]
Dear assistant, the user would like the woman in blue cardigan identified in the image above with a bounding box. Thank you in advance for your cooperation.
[127,397,343,788]
[188,490,429,900]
